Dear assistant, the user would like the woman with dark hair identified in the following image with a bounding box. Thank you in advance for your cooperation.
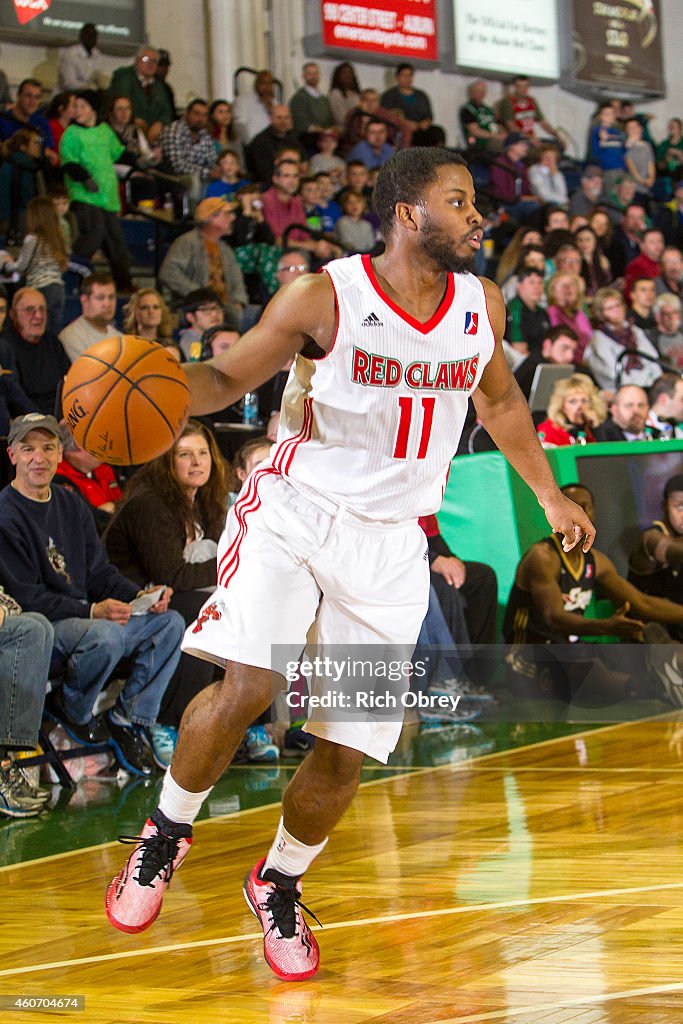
[208,99,245,168]
[45,91,76,151]
[104,421,229,745]
[574,224,612,301]
[328,62,361,130]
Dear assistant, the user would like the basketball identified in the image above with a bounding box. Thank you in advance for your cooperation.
[62,335,190,465]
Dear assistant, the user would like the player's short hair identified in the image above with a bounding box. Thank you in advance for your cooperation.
[373,148,467,241]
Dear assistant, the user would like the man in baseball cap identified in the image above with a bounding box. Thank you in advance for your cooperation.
[490,132,540,222]
[7,413,63,449]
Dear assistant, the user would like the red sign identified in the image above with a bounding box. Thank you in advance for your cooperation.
[321,0,438,61]
[13,0,51,26]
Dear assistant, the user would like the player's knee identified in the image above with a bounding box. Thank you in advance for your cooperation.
[310,738,364,787]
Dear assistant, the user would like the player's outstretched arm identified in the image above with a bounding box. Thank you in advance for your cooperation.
[182,273,337,415]
[473,279,596,553]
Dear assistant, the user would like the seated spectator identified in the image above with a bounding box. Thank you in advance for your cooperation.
[0,288,70,414]
[107,94,160,171]
[546,272,592,363]
[108,47,173,143]
[654,293,683,368]
[514,324,579,400]
[289,62,335,150]
[0,414,185,774]
[177,287,224,360]
[54,431,122,533]
[499,75,558,147]
[0,78,55,159]
[299,175,324,232]
[589,207,619,268]
[343,87,411,152]
[380,63,444,147]
[336,159,373,205]
[0,286,35,443]
[230,183,275,247]
[551,242,583,278]
[122,289,180,358]
[57,23,107,93]
[261,159,342,261]
[505,268,550,356]
[656,180,683,249]
[628,276,658,340]
[0,195,69,335]
[199,325,241,362]
[495,225,543,286]
[656,247,683,298]
[47,183,78,254]
[624,117,655,199]
[646,374,683,437]
[104,420,228,729]
[205,148,250,202]
[315,171,342,231]
[623,228,665,303]
[528,145,568,207]
[569,165,604,219]
[0,128,43,241]
[629,473,683,641]
[500,246,545,304]
[335,191,375,254]
[346,119,395,170]
[602,175,640,229]
[536,373,605,445]
[589,101,625,189]
[60,91,134,293]
[585,287,661,391]
[59,272,117,363]
[45,91,76,153]
[593,384,654,441]
[208,99,245,167]
[328,62,361,133]
[309,130,345,187]
[159,197,248,329]
[459,79,502,151]
[489,133,540,222]
[609,201,647,281]
[246,104,306,185]
[656,118,683,180]
[574,224,612,302]
[504,483,683,701]
[543,208,571,237]
[0,597,53,818]
[160,98,216,191]
[233,69,276,145]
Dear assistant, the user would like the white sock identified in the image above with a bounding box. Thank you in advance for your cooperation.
[263,816,328,878]
[158,768,213,826]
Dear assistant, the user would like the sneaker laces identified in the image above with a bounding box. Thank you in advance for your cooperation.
[259,882,322,940]
[117,831,181,888]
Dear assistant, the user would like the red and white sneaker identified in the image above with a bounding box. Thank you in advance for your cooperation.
[243,857,321,981]
[105,816,192,933]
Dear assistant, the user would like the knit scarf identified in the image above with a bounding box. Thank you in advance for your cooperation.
[599,320,642,372]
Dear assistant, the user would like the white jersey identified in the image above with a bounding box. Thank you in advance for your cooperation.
[271,253,495,521]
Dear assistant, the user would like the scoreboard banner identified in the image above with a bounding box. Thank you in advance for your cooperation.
[570,0,663,94]
[320,0,439,61]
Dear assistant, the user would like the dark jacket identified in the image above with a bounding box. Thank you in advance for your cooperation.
[0,484,138,621]
[0,325,70,416]
[246,127,306,184]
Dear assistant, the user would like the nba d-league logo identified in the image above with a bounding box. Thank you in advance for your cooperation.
[13,0,51,26]
[464,312,478,335]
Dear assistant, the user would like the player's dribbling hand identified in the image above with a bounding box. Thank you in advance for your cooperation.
[92,598,132,623]
[543,494,596,553]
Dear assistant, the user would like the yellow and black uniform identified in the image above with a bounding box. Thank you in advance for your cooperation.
[629,520,682,641]
[503,535,597,645]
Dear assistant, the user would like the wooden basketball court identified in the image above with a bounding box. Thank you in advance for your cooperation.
[3,716,683,1023]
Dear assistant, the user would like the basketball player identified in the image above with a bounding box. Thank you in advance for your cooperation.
[106,149,594,981]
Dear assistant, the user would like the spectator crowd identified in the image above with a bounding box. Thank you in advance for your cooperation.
[0,33,681,817]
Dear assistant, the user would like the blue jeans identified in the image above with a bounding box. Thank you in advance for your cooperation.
[414,586,467,687]
[40,282,65,336]
[0,613,54,750]
[51,611,185,727]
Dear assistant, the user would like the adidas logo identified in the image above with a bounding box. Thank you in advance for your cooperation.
[361,312,383,327]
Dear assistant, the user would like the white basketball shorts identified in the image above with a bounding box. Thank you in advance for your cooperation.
[182,469,430,762]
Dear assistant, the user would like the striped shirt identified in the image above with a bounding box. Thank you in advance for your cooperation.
[1,235,63,289]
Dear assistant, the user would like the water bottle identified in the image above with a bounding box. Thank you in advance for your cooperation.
[163,192,174,216]
[576,430,587,446]
[242,391,259,426]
